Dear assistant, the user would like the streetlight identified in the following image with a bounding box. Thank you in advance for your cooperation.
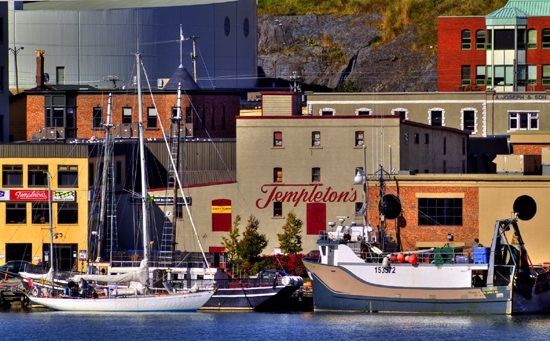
[8,46,24,94]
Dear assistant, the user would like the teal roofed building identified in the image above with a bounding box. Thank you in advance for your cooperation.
[439,0,550,96]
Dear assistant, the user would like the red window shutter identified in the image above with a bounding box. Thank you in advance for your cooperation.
[212,199,232,232]
[307,203,326,235]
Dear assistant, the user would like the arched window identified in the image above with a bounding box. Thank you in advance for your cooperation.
[528,29,537,49]
[462,30,471,50]
[476,30,485,49]
[542,29,550,49]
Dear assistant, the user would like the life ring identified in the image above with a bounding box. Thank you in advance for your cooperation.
[360,248,367,260]
[32,287,39,297]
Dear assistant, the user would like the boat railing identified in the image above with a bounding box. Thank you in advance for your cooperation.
[166,277,285,290]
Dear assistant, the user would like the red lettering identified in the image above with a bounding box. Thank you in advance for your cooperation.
[255,184,358,210]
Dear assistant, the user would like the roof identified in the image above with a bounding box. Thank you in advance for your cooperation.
[21,0,238,11]
[499,0,550,16]
[163,65,200,91]
[486,6,529,19]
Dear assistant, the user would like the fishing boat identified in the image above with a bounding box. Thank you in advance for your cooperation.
[303,164,550,314]
[27,53,214,312]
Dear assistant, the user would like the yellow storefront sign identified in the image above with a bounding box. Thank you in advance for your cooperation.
[212,206,231,214]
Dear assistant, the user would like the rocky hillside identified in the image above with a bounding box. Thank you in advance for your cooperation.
[258,14,437,92]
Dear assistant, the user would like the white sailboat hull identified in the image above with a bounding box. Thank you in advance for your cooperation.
[29,291,214,312]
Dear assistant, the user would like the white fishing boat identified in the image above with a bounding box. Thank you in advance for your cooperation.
[303,163,550,314]
[27,53,214,312]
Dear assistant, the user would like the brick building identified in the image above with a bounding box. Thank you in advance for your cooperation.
[438,0,550,92]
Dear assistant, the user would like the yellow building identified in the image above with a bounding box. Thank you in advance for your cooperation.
[0,144,89,271]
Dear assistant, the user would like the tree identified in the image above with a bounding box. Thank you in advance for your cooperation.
[277,210,303,254]
[222,214,268,267]
[221,215,241,263]
[239,215,268,261]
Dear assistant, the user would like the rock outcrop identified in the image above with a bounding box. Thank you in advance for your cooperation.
[258,14,437,92]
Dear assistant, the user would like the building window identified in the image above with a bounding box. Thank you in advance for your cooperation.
[543,65,550,85]
[274,167,282,182]
[56,67,65,85]
[3,165,23,187]
[93,107,103,129]
[494,65,513,86]
[312,167,321,182]
[355,202,363,216]
[517,65,527,86]
[6,203,26,224]
[461,65,471,86]
[319,108,335,116]
[476,66,485,86]
[443,160,447,174]
[528,29,537,49]
[486,29,492,49]
[424,134,429,144]
[429,109,444,127]
[461,109,477,134]
[418,198,463,226]
[122,107,132,124]
[28,165,48,187]
[404,133,409,145]
[462,30,471,50]
[443,137,447,155]
[476,30,485,49]
[543,29,550,49]
[273,131,283,147]
[486,66,493,86]
[517,29,526,49]
[224,16,231,36]
[494,29,514,50]
[184,107,192,124]
[414,133,419,144]
[528,65,537,86]
[58,203,78,224]
[462,160,466,174]
[312,131,321,147]
[355,108,371,115]
[147,107,157,128]
[273,202,283,217]
[58,165,78,187]
[355,131,364,146]
[32,203,49,224]
[171,107,181,119]
[392,109,408,121]
[509,112,539,131]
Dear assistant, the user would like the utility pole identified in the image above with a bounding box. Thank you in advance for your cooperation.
[8,46,24,94]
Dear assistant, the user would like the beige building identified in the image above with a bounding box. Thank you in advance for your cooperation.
[305,90,550,137]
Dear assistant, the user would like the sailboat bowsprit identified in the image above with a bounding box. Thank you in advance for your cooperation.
[26,53,214,312]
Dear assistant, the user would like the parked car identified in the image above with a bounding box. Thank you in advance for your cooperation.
[257,269,289,279]
[0,260,31,278]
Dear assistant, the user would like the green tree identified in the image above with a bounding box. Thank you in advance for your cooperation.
[221,215,242,263]
[239,215,268,261]
[277,210,303,254]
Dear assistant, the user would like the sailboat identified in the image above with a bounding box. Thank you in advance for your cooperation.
[27,53,214,312]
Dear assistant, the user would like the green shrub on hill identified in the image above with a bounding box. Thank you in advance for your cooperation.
[259,0,507,50]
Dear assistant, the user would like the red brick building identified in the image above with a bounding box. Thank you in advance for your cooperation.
[438,1,550,92]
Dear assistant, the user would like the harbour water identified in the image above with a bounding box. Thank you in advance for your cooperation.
[2,310,550,341]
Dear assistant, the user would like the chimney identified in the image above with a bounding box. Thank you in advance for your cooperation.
[35,50,45,89]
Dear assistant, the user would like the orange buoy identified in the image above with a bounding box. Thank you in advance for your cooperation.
[391,254,397,262]
[408,254,418,265]
[397,254,405,263]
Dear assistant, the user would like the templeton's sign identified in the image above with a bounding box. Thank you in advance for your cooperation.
[0,190,76,201]
[255,184,358,209]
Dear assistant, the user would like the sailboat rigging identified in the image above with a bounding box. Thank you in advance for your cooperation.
[26,53,214,312]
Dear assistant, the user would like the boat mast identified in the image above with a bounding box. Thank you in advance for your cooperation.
[135,53,150,268]
[96,93,114,262]
[45,171,54,286]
